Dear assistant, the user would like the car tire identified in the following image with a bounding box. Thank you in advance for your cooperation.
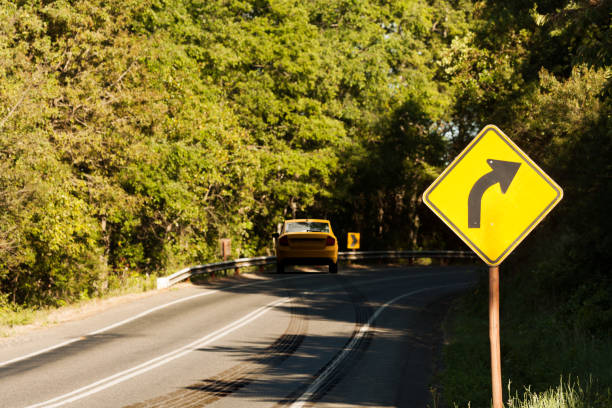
[276,261,285,274]
[329,262,338,274]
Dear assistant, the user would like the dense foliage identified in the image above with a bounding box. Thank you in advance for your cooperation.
[0,0,610,338]
[0,0,469,305]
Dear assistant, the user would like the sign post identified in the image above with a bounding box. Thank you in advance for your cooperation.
[219,238,231,261]
[489,265,502,408]
[423,125,563,408]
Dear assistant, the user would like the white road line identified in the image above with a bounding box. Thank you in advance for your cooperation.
[14,270,475,407]
[0,270,456,367]
[25,297,291,408]
[19,274,427,406]
[0,274,316,368]
[289,282,473,408]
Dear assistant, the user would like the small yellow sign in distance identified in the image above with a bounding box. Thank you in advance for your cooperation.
[423,125,563,266]
[347,232,360,250]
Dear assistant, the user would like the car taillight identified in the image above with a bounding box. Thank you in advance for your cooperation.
[279,236,289,246]
[326,236,335,246]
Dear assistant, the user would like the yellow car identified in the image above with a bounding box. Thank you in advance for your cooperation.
[274,219,339,273]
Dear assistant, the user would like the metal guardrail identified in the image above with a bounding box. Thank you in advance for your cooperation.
[339,250,476,261]
[157,256,275,289]
[157,250,476,289]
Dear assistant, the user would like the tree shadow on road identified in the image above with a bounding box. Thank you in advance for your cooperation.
[126,265,479,407]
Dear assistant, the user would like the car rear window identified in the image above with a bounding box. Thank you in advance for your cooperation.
[285,221,330,233]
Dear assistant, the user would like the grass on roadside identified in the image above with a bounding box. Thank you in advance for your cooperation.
[505,378,612,408]
[0,295,37,329]
[0,272,157,337]
[441,270,612,408]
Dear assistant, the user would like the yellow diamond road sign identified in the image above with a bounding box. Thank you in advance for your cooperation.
[423,125,563,266]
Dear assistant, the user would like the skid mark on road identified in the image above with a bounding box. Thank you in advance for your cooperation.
[25,297,291,408]
[20,270,475,407]
[124,296,309,408]
[278,276,373,407]
[284,282,473,408]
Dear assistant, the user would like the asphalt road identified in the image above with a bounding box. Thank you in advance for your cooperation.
[0,265,478,408]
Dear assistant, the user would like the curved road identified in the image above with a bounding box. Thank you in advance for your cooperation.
[0,265,478,408]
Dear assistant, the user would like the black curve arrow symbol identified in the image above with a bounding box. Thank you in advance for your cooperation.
[468,159,521,228]
[350,234,359,247]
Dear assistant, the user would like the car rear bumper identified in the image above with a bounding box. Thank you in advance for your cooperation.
[277,257,337,266]
[276,248,338,265]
